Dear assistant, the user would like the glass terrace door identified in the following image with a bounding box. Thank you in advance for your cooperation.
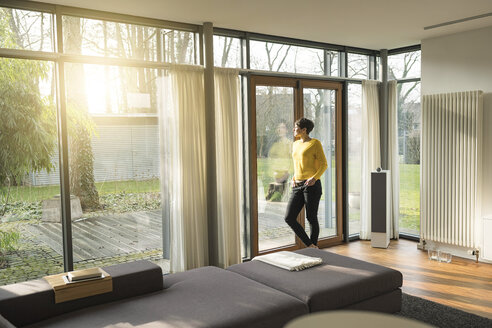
[251,76,343,256]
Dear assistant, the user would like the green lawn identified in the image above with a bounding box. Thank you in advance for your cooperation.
[4,179,160,203]
[348,162,420,234]
[399,163,420,234]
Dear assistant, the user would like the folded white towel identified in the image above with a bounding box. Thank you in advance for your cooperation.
[252,251,323,271]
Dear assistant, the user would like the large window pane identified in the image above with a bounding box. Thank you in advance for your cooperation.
[0,7,54,52]
[62,16,196,64]
[256,86,295,251]
[347,53,368,79]
[64,62,166,271]
[389,51,421,80]
[214,36,242,68]
[348,83,362,235]
[250,40,324,75]
[398,81,421,235]
[303,88,337,239]
[0,58,63,285]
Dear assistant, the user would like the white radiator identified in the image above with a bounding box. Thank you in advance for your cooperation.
[421,91,483,248]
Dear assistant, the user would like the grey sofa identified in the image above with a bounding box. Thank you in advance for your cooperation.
[228,248,402,313]
[0,249,403,328]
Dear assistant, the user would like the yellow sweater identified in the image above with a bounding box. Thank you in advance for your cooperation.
[292,138,328,181]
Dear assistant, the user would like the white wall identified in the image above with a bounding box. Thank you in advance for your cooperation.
[421,26,492,262]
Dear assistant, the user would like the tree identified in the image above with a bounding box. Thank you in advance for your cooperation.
[347,54,369,78]
[388,51,421,164]
[218,36,235,67]
[0,58,56,216]
[64,16,100,210]
[0,9,56,216]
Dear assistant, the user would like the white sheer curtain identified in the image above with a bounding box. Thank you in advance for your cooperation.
[214,68,241,267]
[360,80,381,239]
[159,66,208,273]
[388,80,399,239]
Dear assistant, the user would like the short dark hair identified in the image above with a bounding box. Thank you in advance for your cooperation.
[295,118,314,134]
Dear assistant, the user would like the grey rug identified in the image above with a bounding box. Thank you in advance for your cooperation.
[398,293,492,328]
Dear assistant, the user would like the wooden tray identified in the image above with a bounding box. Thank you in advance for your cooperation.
[44,269,112,303]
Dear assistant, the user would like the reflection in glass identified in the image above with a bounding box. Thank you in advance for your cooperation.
[347,53,369,79]
[214,36,242,68]
[0,7,54,52]
[63,62,165,271]
[398,81,421,236]
[256,86,295,251]
[388,51,421,80]
[250,40,324,75]
[303,88,337,239]
[0,58,63,285]
[347,83,362,235]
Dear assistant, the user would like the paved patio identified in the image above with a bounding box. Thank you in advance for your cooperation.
[27,210,164,262]
[0,210,166,286]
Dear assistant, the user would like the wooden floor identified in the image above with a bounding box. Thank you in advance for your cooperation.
[327,239,492,319]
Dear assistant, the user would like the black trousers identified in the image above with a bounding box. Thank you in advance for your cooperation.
[284,179,322,247]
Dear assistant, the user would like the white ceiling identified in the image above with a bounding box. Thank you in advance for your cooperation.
[39,0,492,50]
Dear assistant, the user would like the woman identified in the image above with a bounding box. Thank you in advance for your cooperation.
[284,118,327,248]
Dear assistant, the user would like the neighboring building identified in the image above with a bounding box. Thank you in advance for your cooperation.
[29,116,160,186]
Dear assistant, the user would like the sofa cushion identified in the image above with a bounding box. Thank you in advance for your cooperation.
[27,266,309,328]
[227,248,403,312]
[0,260,163,327]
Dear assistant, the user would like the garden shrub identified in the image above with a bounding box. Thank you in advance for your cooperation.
[0,201,41,222]
[0,229,20,252]
[0,228,20,268]
[269,191,283,202]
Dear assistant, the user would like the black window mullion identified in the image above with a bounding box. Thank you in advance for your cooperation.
[55,7,74,272]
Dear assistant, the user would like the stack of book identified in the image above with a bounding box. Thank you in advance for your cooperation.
[65,267,105,284]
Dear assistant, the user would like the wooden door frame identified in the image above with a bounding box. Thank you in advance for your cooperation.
[299,80,344,248]
[250,75,343,256]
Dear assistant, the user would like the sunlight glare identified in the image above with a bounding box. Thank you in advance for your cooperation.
[84,65,115,114]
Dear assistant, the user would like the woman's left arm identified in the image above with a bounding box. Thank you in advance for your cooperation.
[312,140,328,180]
